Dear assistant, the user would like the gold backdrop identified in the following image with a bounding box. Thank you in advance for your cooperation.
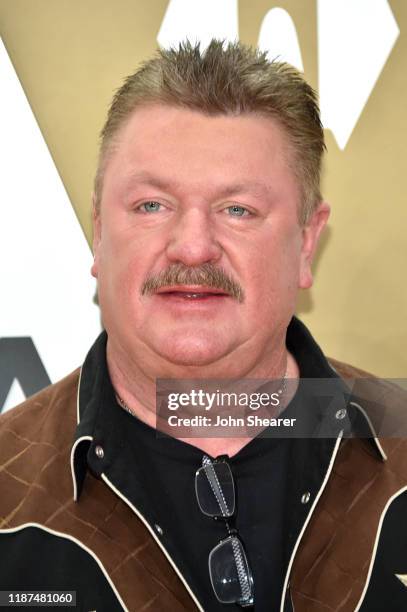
[1,0,406,376]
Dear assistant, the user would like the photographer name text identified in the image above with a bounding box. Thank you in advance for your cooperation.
[167,415,296,427]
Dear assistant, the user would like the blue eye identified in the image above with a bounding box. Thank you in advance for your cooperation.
[227,205,249,217]
[140,201,161,213]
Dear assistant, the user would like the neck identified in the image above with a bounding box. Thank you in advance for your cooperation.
[106,337,300,457]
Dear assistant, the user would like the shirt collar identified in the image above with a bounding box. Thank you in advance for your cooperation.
[71,331,108,500]
[70,317,385,501]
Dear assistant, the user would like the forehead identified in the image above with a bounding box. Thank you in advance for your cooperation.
[101,104,298,201]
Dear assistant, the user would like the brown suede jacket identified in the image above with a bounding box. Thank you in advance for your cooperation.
[0,360,407,612]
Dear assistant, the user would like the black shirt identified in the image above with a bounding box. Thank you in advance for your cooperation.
[75,317,346,611]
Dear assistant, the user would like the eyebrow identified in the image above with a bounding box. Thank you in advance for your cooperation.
[124,171,272,200]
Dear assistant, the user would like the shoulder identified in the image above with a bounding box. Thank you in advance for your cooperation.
[0,369,80,464]
[0,369,81,532]
[321,355,407,504]
[329,357,407,444]
[291,358,407,611]
[328,356,405,401]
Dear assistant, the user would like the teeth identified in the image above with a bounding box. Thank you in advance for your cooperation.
[160,291,224,298]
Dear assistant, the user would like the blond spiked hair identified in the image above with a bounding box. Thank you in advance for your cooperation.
[95,40,325,224]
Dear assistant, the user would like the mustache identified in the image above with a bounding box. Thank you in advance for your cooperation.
[141,263,244,303]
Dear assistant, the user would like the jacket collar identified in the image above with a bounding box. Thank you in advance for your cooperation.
[70,318,386,501]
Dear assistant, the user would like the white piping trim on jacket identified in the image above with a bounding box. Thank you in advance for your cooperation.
[279,432,344,612]
[354,484,407,611]
[76,365,83,425]
[101,473,204,612]
[70,435,93,502]
[73,359,200,608]
[0,522,127,611]
[349,401,387,461]
[71,364,91,501]
[290,587,296,611]
[327,361,386,460]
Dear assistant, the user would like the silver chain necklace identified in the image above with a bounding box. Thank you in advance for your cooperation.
[115,393,136,416]
[115,362,288,418]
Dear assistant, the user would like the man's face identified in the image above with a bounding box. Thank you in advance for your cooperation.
[92,105,328,372]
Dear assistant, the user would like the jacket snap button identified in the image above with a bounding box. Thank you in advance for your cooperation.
[301,492,311,504]
[335,408,347,420]
[155,524,163,535]
[95,445,104,459]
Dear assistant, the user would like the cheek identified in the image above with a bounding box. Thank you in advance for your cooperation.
[244,231,302,299]
[96,231,142,301]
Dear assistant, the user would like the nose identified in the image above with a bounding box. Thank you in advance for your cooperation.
[165,208,222,266]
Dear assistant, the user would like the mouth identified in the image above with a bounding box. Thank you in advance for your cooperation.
[155,285,230,300]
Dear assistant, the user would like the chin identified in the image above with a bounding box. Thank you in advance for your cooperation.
[153,334,231,367]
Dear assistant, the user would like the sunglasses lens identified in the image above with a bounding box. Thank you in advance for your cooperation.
[195,461,235,517]
[208,536,253,605]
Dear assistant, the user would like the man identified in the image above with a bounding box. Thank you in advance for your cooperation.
[1,40,406,612]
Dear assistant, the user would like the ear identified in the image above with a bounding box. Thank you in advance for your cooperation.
[298,201,330,289]
[91,193,101,279]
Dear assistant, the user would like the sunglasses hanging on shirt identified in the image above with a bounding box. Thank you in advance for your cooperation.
[195,455,254,608]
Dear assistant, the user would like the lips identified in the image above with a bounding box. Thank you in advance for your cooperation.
[155,286,229,299]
